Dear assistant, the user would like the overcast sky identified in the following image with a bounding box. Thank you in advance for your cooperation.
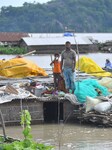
[0,0,51,8]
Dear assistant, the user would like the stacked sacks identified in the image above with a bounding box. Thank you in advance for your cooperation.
[0,58,48,78]
[86,96,102,112]
[86,96,112,113]
[76,56,111,77]
[74,78,110,103]
[94,102,111,113]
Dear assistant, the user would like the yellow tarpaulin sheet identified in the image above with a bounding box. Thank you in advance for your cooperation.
[0,58,48,78]
[76,56,112,77]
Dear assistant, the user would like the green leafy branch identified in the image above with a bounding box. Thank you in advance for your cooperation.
[0,110,54,150]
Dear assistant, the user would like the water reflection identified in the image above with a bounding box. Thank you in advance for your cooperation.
[0,123,112,150]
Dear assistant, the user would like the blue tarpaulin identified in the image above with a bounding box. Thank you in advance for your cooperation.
[63,32,74,36]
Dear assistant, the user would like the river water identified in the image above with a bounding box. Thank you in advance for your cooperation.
[0,53,112,150]
[0,52,112,68]
[0,123,112,150]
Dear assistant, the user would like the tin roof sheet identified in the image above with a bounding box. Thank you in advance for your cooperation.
[28,33,112,43]
[22,36,93,46]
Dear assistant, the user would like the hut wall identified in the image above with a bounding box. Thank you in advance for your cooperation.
[0,99,44,125]
[19,40,27,47]
[26,44,97,54]
[63,101,75,121]
[0,98,78,125]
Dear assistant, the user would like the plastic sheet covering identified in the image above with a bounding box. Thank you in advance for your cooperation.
[0,58,48,78]
[74,78,110,103]
[98,77,112,89]
[76,56,111,77]
[0,86,31,104]
[64,93,79,105]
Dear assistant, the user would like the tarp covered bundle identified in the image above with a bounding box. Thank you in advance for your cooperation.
[98,77,112,89]
[0,58,48,78]
[74,78,110,103]
[76,56,111,77]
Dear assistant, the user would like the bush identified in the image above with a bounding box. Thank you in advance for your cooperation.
[0,46,27,54]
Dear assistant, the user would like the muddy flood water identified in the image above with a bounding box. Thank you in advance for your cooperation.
[0,123,112,150]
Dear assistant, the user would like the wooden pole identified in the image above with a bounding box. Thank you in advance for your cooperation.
[20,50,36,57]
[0,110,7,140]
[0,63,27,70]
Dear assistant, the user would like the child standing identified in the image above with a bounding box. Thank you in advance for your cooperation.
[50,53,61,90]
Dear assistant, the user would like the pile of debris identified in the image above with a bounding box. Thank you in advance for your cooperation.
[81,111,112,127]
[75,95,112,127]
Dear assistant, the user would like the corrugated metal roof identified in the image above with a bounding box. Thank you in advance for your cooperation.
[89,34,112,43]
[28,33,112,43]
[0,32,111,43]
[22,36,93,46]
[0,32,29,42]
[77,33,112,43]
[29,33,63,38]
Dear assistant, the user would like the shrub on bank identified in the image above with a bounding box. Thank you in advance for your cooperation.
[0,46,27,54]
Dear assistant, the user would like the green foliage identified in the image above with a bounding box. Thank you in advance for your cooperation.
[20,110,32,142]
[0,0,112,32]
[0,110,54,150]
[0,46,27,54]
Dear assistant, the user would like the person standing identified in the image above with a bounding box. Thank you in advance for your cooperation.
[61,41,76,93]
[50,53,61,90]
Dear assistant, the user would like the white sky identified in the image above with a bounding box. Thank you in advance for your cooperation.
[0,0,51,8]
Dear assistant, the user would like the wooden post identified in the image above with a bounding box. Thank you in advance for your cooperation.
[0,110,7,140]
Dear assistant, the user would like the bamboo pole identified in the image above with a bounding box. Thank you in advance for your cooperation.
[0,50,36,71]
[0,63,27,70]
[20,50,36,57]
[0,110,7,140]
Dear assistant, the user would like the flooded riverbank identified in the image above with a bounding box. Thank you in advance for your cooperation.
[0,123,112,150]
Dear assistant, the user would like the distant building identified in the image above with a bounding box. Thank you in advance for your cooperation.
[2,32,112,53]
[20,34,97,54]
[0,32,29,46]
